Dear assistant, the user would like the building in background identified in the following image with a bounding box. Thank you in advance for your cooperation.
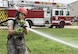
[68,1,78,18]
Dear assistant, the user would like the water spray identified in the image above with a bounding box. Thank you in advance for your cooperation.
[27,27,78,49]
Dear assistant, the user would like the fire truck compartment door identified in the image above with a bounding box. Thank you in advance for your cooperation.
[44,10,52,26]
[33,18,44,25]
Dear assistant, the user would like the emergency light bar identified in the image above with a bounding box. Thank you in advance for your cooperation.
[35,1,56,5]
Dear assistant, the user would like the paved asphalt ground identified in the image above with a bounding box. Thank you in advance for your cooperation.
[0,26,78,30]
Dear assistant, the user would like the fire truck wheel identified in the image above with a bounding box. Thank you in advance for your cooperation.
[55,25,59,28]
[58,21,65,28]
[49,25,53,28]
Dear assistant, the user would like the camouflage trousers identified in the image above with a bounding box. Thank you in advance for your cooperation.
[7,35,28,54]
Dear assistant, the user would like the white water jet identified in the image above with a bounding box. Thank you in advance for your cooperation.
[27,27,78,49]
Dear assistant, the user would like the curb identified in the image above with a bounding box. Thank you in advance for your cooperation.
[0,26,8,30]
[0,26,78,30]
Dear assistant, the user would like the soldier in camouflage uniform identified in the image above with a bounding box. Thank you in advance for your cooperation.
[7,7,29,54]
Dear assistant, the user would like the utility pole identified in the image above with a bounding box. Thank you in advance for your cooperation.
[53,0,54,2]
[48,0,50,2]
[48,0,55,2]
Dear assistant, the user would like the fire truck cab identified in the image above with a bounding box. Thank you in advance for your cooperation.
[49,8,71,28]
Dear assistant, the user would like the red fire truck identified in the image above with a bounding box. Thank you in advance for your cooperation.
[8,1,74,28]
